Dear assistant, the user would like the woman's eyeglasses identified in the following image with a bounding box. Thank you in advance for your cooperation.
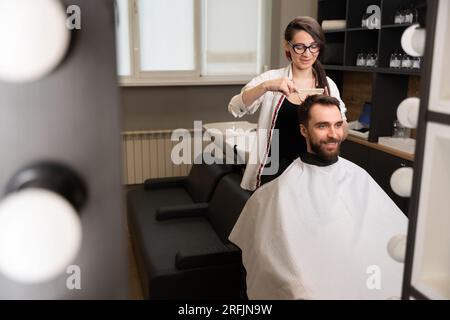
[288,41,320,55]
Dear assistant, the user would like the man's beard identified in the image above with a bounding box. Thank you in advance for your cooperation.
[309,138,341,161]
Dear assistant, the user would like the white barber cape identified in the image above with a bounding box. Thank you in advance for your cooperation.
[229,156,408,300]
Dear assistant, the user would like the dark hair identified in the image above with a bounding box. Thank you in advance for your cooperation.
[284,16,330,95]
[297,94,341,126]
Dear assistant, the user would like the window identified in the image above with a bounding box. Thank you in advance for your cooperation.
[114,0,272,86]
[115,0,132,77]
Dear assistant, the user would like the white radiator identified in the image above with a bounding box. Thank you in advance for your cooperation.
[121,130,193,185]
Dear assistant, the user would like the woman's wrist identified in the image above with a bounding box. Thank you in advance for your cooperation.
[242,81,269,107]
[260,81,269,93]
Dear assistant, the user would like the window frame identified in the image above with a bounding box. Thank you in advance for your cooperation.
[117,0,271,87]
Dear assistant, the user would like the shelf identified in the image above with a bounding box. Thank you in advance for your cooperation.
[411,122,450,300]
[323,23,412,33]
[324,24,413,33]
[346,27,378,32]
[323,28,346,33]
[324,65,374,72]
[323,65,421,76]
[381,23,414,29]
[346,135,414,161]
[376,68,421,76]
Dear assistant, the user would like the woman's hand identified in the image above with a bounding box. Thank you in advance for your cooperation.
[242,77,297,107]
[263,77,297,96]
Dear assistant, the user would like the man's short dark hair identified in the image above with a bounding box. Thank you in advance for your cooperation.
[297,94,341,126]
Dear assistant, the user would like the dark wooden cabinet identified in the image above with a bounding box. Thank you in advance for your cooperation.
[340,140,411,215]
[340,140,369,170]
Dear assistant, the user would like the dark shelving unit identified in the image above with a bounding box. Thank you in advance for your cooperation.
[318,0,426,142]
[324,65,421,76]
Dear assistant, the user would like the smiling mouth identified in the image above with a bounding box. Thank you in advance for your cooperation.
[322,141,340,148]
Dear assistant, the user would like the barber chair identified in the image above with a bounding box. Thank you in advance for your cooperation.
[127,162,234,228]
[128,172,251,299]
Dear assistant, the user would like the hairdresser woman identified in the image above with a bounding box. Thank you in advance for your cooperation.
[228,16,348,191]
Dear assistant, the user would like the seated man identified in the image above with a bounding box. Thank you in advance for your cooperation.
[229,95,408,300]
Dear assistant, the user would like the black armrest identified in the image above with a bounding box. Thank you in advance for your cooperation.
[144,176,186,190]
[155,203,209,221]
[175,243,241,269]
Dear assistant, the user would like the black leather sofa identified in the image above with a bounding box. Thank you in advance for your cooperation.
[127,164,251,299]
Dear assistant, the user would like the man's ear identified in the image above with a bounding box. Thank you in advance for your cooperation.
[300,124,308,139]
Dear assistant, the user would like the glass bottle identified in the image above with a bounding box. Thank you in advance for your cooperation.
[373,53,378,67]
[362,13,368,28]
[405,3,419,23]
[356,52,366,66]
[401,54,412,68]
[393,120,407,138]
[364,53,371,66]
[390,52,396,68]
[404,7,412,23]
[366,53,376,67]
[412,56,421,69]
[399,9,407,24]
[390,50,401,68]
[395,52,402,68]
[394,9,402,24]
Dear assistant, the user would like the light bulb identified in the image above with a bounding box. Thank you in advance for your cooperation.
[401,24,425,57]
[397,97,420,129]
[387,234,407,263]
[0,0,70,83]
[0,189,82,283]
[390,167,414,198]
